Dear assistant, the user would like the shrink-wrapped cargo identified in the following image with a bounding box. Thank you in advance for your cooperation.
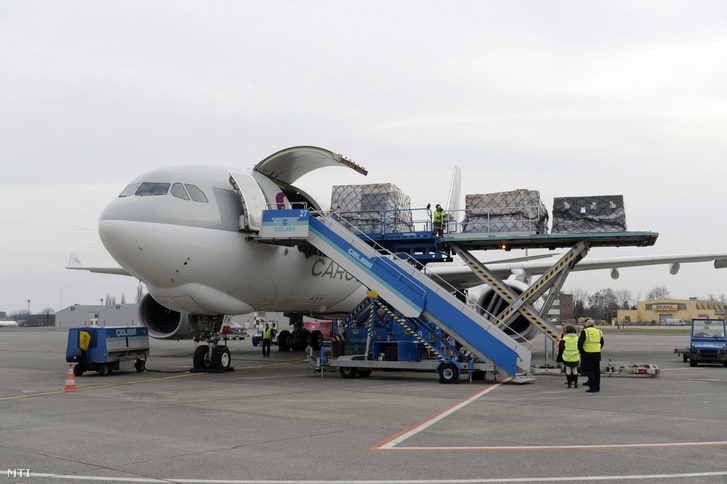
[462,189,548,235]
[331,183,413,233]
[551,195,626,233]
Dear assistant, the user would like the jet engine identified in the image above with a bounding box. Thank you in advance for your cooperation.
[138,293,196,340]
[475,279,543,342]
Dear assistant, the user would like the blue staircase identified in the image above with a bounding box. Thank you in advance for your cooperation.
[260,209,531,378]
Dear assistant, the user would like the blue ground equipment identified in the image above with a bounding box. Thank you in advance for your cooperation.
[66,326,150,376]
[675,318,727,367]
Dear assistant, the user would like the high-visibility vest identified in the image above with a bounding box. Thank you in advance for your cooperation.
[263,328,272,340]
[582,326,602,353]
[433,209,447,224]
[562,334,580,362]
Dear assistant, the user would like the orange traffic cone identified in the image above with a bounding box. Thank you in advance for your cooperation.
[63,365,76,392]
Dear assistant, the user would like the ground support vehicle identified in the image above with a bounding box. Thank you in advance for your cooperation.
[675,318,727,367]
[308,295,507,384]
[66,326,149,376]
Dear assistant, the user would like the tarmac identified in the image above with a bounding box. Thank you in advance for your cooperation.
[1,326,727,483]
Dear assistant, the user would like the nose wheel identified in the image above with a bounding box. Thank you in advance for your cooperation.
[192,344,234,372]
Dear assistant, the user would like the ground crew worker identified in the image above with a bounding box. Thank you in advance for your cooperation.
[578,319,604,393]
[558,325,580,388]
[262,323,272,358]
[556,321,567,363]
[432,204,448,237]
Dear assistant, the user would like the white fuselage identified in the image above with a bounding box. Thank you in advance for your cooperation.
[99,165,367,318]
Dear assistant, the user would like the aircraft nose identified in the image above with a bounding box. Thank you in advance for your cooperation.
[98,197,155,261]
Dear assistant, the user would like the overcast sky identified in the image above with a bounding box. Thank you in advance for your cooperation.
[2,1,726,314]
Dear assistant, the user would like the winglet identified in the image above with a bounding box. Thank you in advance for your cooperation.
[68,252,83,268]
[66,253,132,276]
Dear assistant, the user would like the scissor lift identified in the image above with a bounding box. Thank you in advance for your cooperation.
[442,231,658,344]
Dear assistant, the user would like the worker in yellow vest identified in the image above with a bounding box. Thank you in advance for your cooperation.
[558,325,580,388]
[262,323,272,358]
[432,204,448,237]
[578,319,604,393]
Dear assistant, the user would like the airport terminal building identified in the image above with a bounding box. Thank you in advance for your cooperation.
[55,304,139,328]
[618,298,727,324]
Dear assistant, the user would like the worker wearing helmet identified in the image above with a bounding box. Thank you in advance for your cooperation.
[579,319,604,393]
[432,204,448,237]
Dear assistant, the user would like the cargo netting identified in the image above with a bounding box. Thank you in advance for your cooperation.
[462,189,549,235]
[331,183,413,234]
[551,195,627,233]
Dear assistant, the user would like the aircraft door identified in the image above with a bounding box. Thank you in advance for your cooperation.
[229,172,268,232]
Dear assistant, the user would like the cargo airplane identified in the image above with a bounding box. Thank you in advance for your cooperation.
[69,146,727,370]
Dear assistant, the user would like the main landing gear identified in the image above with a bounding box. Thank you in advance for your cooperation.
[278,313,324,352]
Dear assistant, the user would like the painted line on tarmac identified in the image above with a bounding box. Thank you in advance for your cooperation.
[0,372,204,401]
[0,358,305,401]
[368,378,510,451]
[27,470,727,482]
[368,379,727,453]
[388,441,727,451]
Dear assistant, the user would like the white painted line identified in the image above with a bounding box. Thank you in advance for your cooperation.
[369,379,509,450]
[389,441,727,451]
[29,470,727,483]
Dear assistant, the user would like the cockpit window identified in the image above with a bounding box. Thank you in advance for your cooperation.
[135,182,170,196]
[171,183,190,200]
[119,184,140,197]
[185,184,208,203]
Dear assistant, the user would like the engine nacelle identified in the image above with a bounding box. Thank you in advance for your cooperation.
[138,293,196,340]
[475,279,543,342]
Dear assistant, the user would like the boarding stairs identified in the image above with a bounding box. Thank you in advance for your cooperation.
[259,209,532,379]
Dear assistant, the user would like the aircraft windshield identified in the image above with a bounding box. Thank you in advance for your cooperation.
[186,184,208,203]
[117,181,208,202]
[171,183,190,200]
[136,183,170,196]
[692,321,726,338]
[119,184,140,197]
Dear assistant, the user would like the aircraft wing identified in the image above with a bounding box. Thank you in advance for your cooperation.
[66,253,132,277]
[428,253,727,290]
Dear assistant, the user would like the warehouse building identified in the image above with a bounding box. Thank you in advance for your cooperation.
[617,298,727,325]
[55,304,139,328]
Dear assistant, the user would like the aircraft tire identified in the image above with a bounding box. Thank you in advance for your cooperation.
[297,330,311,351]
[310,330,323,351]
[278,330,291,351]
[340,367,357,379]
[438,362,459,384]
[193,345,210,369]
[210,345,231,370]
